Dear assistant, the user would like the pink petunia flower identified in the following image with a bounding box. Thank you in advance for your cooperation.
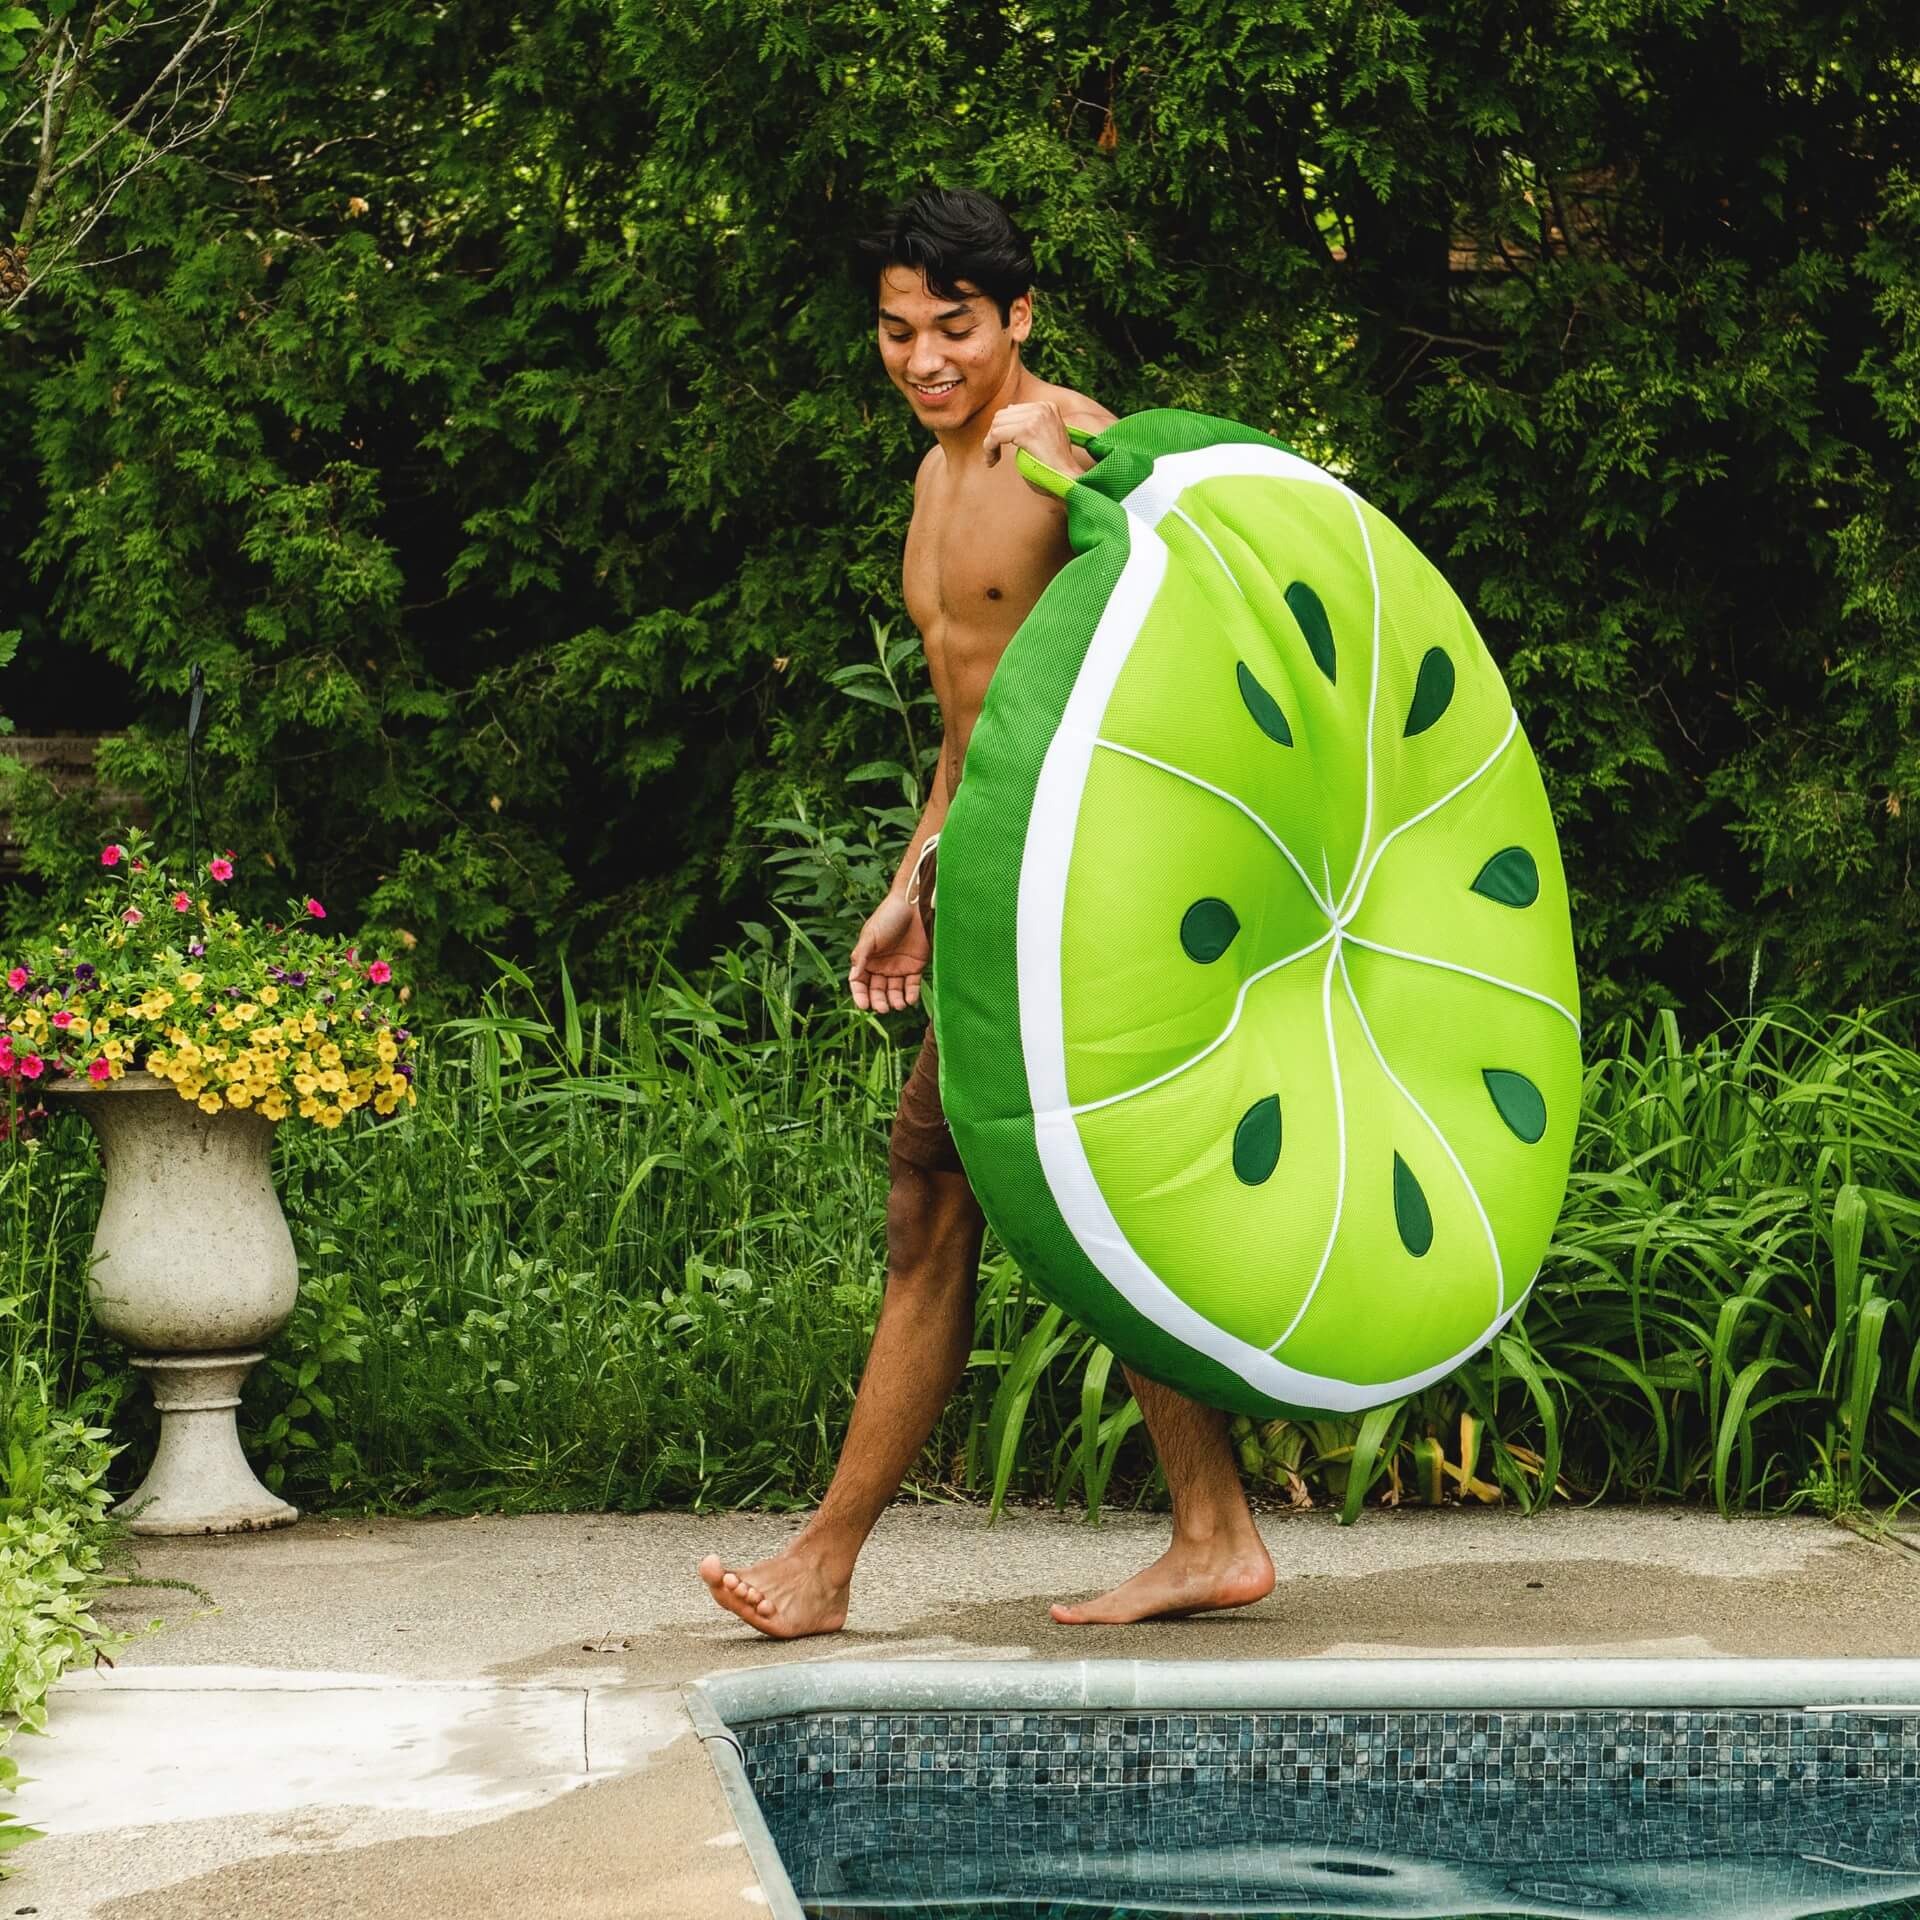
[208,856,233,882]
[307,898,326,920]
[172,892,192,912]
[100,844,122,867]
[122,907,143,926]
[87,1055,111,1083]
[50,1010,73,1029]
[5,967,25,992]
[367,960,392,985]
[18,1054,42,1080]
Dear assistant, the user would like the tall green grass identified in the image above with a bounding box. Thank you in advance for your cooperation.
[6,937,1917,1522]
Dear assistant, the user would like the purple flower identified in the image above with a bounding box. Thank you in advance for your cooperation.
[188,941,205,958]
[320,991,334,1005]
[395,1060,415,1082]
[288,970,308,987]
[395,1028,411,1042]
[72,962,96,985]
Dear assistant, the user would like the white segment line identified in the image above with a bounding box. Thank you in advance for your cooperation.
[1338,944,1507,1318]
[1068,929,1335,1118]
[1093,737,1335,921]
[1170,505,1247,600]
[1336,708,1521,926]
[1342,489,1384,915]
[1267,941,1347,1356]
[1343,933,1581,1035]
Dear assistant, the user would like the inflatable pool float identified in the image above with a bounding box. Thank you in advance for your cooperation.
[933,409,1579,1418]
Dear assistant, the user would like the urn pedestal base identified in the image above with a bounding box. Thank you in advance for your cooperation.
[115,1352,299,1536]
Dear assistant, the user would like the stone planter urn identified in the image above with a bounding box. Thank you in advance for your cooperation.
[44,1070,299,1534]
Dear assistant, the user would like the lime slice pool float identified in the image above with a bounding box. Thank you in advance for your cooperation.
[933,409,1581,1418]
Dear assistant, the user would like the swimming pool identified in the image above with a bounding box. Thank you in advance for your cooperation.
[687,1660,1920,1919]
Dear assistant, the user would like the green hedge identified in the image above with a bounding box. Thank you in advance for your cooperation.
[2,1,1915,1022]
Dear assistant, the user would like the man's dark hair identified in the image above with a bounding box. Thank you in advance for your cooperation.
[852,187,1035,323]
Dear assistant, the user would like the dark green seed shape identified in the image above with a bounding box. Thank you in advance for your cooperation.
[1483,1068,1547,1143]
[1180,897,1240,964]
[1393,1152,1433,1257]
[1285,581,1336,684]
[1233,1094,1282,1186]
[1235,660,1293,745]
[1470,846,1540,908]
[1404,647,1456,736]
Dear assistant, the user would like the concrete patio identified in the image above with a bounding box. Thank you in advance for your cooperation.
[14,1502,1920,1918]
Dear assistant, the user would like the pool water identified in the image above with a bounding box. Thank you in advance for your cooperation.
[739,1707,1920,1918]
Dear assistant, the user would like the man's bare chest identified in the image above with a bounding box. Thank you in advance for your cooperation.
[903,467,1071,633]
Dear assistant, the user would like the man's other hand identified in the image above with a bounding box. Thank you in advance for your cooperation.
[849,890,932,1013]
[983,398,1076,490]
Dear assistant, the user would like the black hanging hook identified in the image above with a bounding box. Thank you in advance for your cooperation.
[185,664,205,879]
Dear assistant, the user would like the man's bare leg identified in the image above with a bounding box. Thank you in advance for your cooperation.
[699,1159,986,1637]
[1050,1368,1275,1625]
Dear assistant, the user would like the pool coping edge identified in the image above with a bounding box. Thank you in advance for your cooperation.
[692,1657,1920,1726]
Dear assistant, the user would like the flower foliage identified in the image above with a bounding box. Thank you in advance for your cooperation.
[2,832,417,1130]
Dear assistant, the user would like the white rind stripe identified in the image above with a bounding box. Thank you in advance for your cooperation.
[1069,929,1333,1118]
[1337,708,1520,925]
[1342,934,1581,1033]
[1265,941,1347,1355]
[1093,738,1334,920]
[1337,944,1507,1317]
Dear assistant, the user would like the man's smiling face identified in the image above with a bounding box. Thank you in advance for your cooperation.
[876,264,1031,428]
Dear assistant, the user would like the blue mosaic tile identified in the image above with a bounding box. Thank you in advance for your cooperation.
[735,1706,1920,1917]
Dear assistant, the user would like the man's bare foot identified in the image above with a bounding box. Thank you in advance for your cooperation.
[1049,1532,1276,1626]
[697,1548,851,1640]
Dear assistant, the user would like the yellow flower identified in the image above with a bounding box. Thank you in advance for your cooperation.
[376,1036,398,1064]
[227,1085,253,1108]
[262,1092,290,1122]
[236,1003,258,1022]
[197,1092,223,1115]
[298,1095,320,1119]
[103,1039,126,1063]
[374,1091,398,1115]
[179,972,204,991]
[258,986,279,1007]
[293,1072,318,1096]
[318,1068,347,1094]
[301,1011,318,1035]
[218,1013,240,1032]
[317,1105,344,1130]
[318,1042,343,1068]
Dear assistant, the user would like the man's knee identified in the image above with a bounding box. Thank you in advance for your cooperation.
[885,1159,984,1291]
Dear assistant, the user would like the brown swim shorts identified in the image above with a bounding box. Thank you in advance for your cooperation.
[887,840,967,1176]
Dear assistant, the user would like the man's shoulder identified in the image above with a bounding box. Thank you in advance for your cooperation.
[1045,381,1120,434]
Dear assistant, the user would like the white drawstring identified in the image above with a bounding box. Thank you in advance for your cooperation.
[904,830,941,914]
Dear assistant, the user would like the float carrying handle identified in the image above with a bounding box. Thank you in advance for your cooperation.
[1014,424,1101,501]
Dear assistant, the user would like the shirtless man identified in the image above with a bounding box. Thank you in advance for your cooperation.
[698,187,1276,1637]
